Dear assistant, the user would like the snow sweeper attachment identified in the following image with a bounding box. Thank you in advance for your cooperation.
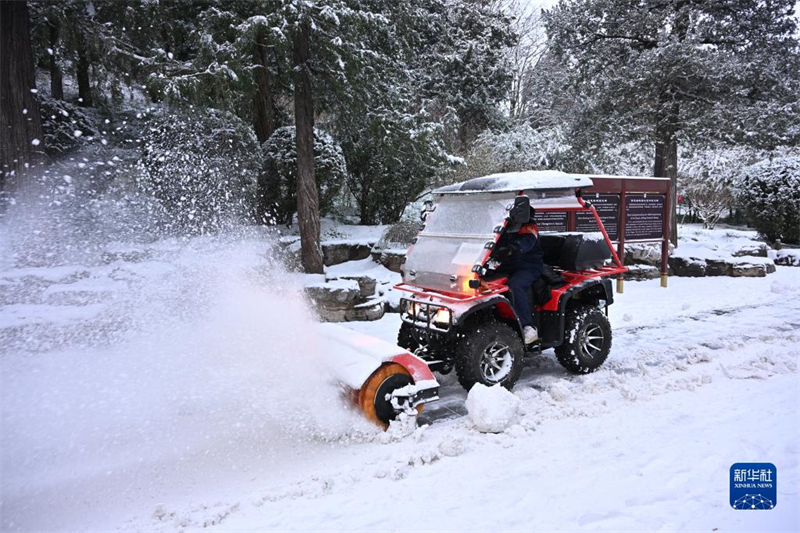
[318,324,439,428]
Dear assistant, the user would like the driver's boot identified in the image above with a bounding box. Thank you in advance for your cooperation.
[523,325,539,344]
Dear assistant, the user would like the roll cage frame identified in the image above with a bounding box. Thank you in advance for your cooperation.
[394,188,628,349]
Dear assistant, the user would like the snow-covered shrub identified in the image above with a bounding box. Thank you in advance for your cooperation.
[679,147,755,229]
[734,156,800,244]
[137,108,261,234]
[39,96,97,155]
[262,126,347,225]
[377,220,422,250]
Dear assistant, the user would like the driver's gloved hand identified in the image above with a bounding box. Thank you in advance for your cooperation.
[495,244,518,258]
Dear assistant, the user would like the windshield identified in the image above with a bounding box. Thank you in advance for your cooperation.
[403,195,509,293]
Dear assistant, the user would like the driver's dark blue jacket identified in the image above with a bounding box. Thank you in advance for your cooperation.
[497,223,544,274]
[496,222,544,328]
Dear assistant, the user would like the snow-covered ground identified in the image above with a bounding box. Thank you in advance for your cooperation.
[1,221,798,532]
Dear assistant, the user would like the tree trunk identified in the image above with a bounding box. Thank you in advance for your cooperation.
[653,112,679,247]
[292,21,323,274]
[76,37,92,107]
[49,18,63,100]
[253,28,278,144]
[0,0,44,193]
[253,27,280,223]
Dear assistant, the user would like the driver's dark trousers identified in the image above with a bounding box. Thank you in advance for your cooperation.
[507,267,541,328]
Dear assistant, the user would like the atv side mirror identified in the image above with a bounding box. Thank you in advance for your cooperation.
[509,195,530,224]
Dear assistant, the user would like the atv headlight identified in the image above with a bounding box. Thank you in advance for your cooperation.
[433,308,452,326]
[405,301,417,318]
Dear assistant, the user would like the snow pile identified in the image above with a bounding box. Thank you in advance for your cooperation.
[465,384,521,433]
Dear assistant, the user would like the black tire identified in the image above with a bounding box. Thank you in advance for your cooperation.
[555,305,612,374]
[455,320,524,391]
[397,321,420,353]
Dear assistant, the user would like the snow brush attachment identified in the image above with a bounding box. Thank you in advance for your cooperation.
[316,324,439,430]
[358,355,439,429]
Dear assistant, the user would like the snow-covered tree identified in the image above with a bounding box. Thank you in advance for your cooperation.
[734,156,800,244]
[337,108,451,224]
[471,123,569,173]
[416,0,517,150]
[679,147,759,229]
[544,0,800,244]
[502,0,547,122]
[262,126,346,225]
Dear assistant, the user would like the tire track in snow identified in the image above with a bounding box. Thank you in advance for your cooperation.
[422,297,800,424]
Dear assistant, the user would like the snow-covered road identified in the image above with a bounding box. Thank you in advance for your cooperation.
[1,230,798,532]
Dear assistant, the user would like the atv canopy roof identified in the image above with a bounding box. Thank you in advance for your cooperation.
[434,170,593,194]
[406,172,594,294]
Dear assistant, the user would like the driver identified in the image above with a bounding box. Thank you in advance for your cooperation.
[494,209,544,344]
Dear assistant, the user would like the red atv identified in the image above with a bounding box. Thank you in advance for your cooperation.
[395,171,627,391]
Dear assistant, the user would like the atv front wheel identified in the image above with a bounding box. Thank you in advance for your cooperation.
[555,305,611,374]
[397,321,421,353]
[455,321,524,391]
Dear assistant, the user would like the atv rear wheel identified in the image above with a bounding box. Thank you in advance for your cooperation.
[455,321,524,391]
[555,305,611,374]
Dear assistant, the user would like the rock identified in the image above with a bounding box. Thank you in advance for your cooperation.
[705,259,732,277]
[465,383,521,433]
[304,280,360,309]
[730,262,766,277]
[623,264,660,281]
[668,256,707,277]
[315,300,386,322]
[624,242,674,266]
[732,242,769,257]
[371,249,406,273]
[765,262,776,274]
[332,274,377,298]
[346,301,385,322]
[773,249,800,266]
[322,242,373,267]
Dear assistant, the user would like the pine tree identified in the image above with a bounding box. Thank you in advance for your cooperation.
[544,0,800,244]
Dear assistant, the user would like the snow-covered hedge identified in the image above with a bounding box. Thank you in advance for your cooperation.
[261,126,346,225]
[735,156,800,244]
[137,108,261,234]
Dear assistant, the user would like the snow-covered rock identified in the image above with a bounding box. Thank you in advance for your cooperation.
[304,279,360,309]
[625,242,673,267]
[330,274,376,298]
[771,248,800,266]
[466,384,521,433]
[731,242,769,258]
[322,242,375,266]
[371,248,406,273]
[623,264,660,280]
[668,256,706,277]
